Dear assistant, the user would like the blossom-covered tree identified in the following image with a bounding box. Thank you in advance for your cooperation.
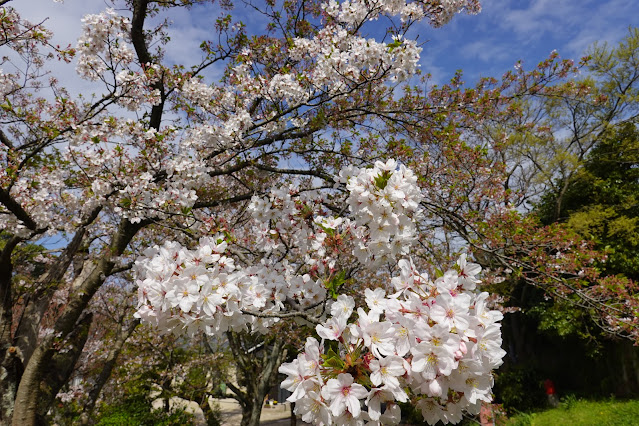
[0,0,504,424]
[134,159,506,425]
[1,0,635,425]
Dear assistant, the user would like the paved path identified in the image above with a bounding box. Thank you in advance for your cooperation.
[213,398,310,425]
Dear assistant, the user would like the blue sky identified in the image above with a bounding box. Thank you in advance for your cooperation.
[10,0,639,89]
[418,0,639,84]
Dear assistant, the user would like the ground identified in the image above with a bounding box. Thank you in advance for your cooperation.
[214,398,311,425]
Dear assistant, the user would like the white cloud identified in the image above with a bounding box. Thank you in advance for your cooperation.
[460,39,511,63]
[489,0,637,57]
[6,0,236,95]
[5,0,639,98]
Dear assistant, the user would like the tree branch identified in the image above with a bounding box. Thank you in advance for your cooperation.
[0,188,43,233]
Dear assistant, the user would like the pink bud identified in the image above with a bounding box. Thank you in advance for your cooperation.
[429,379,442,396]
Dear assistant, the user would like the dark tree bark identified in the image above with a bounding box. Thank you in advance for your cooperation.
[0,236,22,424]
[14,214,98,367]
[37,312,93,422]
[225,332,287,426]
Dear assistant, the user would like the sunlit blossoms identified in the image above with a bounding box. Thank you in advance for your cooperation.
[0,0,478,236]
[339,159,424,266]
[279,259,505,425]
[322,0,481,28]
[134,237,328,336]
[1,0,503,422]
[134,162,424,333]
[134,162,505,424]
[12,0,639,422]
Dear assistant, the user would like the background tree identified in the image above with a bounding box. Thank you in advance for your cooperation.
[485,30,639,411]
[538,122,639,279]
[92,326,227,426]
[502,29,639,346]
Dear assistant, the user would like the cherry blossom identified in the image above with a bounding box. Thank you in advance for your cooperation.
[0,0,514,423]
[321,373,369,418]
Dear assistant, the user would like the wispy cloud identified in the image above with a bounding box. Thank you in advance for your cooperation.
[411,0,639,84]
[6,0,639,93]
[460,39,511,64]
[488,0,637,57]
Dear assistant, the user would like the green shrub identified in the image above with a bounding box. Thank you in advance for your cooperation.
[494,366,546,415]
[560,394,578,411]
[95,393,194,426]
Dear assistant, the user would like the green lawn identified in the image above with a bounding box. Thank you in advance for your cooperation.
[507,399,639,425]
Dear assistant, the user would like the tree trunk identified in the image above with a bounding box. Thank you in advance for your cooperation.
[80,318,140,424]
[0,345,23,425]
[240,399,263,426]
[0,236,23,424]
[226,332,287,426]
[37,312,93,421]
[11,219,142,425]
[11,340,53,425]
[14,222,92,366]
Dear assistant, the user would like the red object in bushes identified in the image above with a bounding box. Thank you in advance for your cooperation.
[544,379,556,395]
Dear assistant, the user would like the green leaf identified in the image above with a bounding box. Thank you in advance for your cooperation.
[316,222,335,236]
[325,270,347,299]
[373,170,392,190]
[387,39,402,52]
[321,348,345,370]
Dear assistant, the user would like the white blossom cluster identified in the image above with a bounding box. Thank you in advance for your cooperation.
[180,77,221,112]
[338,159,423,267]
[0,70,19,99]
[266,73,309,108]
[3,162,76,236]
[246,160,423,272]
[0,5,53,58]
[174,0,448,153]
[134,238,245,335]
[76,8,134,80]
[322,0,480,28]
[279,256,505,425]
[134,162,424,333]
[114,64,162,110]
[433,0,482,27]
[134,162,504,424]
[134,237,327,336]
[247,185,338,274]
[63,119,210,224]
[288,25,421,90]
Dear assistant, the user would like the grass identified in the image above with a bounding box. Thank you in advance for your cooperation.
[506,398,639,425]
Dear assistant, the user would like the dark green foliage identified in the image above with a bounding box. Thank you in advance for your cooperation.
[95,392,194,426]
[494,365,546,415]
[397,402,427,425]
